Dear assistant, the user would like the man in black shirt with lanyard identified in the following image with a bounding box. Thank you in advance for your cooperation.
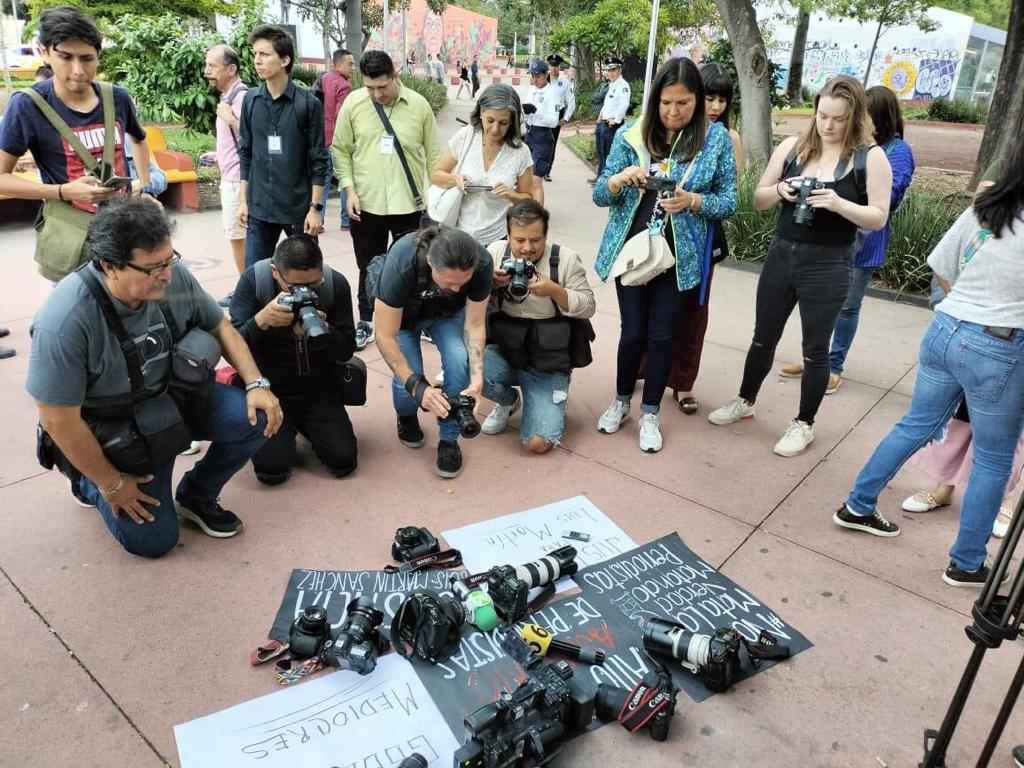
[237,25,328,268]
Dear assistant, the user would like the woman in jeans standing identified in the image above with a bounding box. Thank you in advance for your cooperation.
[834,133,1024,587]
[593,57,737,453]
[708,75,892,457]
[778,85,916,393]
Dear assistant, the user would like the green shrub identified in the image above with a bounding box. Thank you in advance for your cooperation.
[800,85,816,108]
[926,97,988,124]
[572,82,601,122]
[723,168,777,263]
[562,132,597,164]
[291,63,322,87]
[901,106,929,121]
[397,73,447,115]
[702,38,785,123]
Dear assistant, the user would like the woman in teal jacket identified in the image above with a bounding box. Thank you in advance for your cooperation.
[592,57,737,454]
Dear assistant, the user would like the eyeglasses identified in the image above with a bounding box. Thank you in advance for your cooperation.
[124,251,182,277]
[281,275,325,291]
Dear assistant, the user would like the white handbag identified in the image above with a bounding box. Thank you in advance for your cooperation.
[426,129,475,227]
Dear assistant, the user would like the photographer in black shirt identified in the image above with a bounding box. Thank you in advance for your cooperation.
[230,235,358,484]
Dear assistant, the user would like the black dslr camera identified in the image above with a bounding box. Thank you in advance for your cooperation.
[790,176,824,226]
[391,590,465,664]
[321,596,389,675]
[288,605,331,658]
[643,619,741,692]
[500,257,536,301]
[392,526,440,562]
[278,284,329,338]
[453,631,594,767]
[443,394,481,438]
[398,757,427,768]
[486,546,578,623]
[594,664,679,741]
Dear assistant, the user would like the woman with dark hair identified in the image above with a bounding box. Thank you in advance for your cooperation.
[779,84,915,392]
[456,60,471,99]
[593,57,737,453]
[654,62,743,414]
[430,83,535,245]
[834,131,1024,586]
[708,75,892,458]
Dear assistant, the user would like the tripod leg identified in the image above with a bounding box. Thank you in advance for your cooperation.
[976,646,1024,767]
[922,645,988,768]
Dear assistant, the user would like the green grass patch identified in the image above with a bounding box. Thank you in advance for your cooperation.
[562,132,596,166]
[162,127,216,164]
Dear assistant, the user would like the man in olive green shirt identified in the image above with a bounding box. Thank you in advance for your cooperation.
[332,50,440,349]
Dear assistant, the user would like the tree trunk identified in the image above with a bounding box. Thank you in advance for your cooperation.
[714,0,773,167]
[785,5,810,106]
[322,7,333,65]
[345,0,363,57]
[576,42,595,89]
[863,17,884,84]
[974,0,1023,185]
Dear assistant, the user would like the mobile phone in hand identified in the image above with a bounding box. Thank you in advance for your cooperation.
[464,183,494,192]
[101,176,134,190]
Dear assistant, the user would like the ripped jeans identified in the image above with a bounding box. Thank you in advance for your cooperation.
[483,344,570,445]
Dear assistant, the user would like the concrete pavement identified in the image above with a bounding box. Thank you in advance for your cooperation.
[1,98,1022,767]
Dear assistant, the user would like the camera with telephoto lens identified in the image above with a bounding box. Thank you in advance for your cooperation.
[594,663,679,741]
[442,394,480,438]
[791,176,824,226]
[321,596,388,675]
[643,619,741,692]
[500,257,536,301]
[392,526,439,562]
[288,605,330,659]
[398,756,427,768]
[277,284,329,339]
[486,546,578,623]
[391,590,465,664]
[453,630,594,767]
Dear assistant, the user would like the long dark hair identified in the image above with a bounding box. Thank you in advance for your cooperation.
[415,226,480,271]
[975,130,1024,237]
[700,62,733,129]
[866,85,903,146]
[642,57,706,162]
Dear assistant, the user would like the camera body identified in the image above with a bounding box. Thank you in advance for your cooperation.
[643,618,741,692]
[322,597,388,675]
[453,632,594,767]
[392,526,440,562]
[500,257,537,301]
[278,284,329,338]
[791,176,824,226]
[398,756,427,768]
[643,176,677,195]
[391,591,465,664]
[594,665,679,741]
[442,394,481,438]
[288,605,330,658]
[486,546,579,623]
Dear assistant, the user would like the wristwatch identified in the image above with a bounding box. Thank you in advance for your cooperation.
[244,376,272,392]
[309,202,325,212]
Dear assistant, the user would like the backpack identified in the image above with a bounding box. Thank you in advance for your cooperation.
[253,258,335,312]
[365,237,432,329]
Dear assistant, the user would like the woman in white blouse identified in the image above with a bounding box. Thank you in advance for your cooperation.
[430,84,536,245]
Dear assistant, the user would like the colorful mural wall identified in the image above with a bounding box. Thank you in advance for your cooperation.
[366,0,498,67]
[764,5,974,101]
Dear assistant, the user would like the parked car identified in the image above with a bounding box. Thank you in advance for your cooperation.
[3,45,45,78]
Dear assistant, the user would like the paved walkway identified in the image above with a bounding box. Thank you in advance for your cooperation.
[1,99,1021,767]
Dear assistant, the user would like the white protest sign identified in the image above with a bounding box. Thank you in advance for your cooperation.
[442,496,636,591]
[174,654,458,768]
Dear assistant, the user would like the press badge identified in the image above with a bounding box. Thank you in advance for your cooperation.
[379,135,395,155]
[268,134,282,155]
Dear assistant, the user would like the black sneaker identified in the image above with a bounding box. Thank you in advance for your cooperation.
[68,470,96,508]
[175,496,243,538]
[942,560,1010,588]
[1012,744,1024,768]
[436,440,463,479]
[398,415,425,448]
[833,505,901,537]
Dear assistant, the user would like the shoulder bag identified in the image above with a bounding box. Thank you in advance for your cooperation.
[22,82,117,282]
[372,100,433,228]
[426,128,475,227]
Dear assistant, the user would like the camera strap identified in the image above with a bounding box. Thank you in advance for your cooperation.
[384,546,463,572]
[616,666,677,733]
[741,629,792,666]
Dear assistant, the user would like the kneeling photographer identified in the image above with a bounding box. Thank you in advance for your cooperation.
[372,226,492,479]
[482,200,596,453]
[230,235,358,484]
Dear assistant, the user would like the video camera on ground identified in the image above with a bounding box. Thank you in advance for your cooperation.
[500,257,536,301]
[278,284,329,338]
[485,546,578,623]
[453,630,594,767]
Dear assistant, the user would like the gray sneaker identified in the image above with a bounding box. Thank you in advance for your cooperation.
[481,390,521,435]
[597,399,630,434]
[708,397,755,426]
[355,321,375,350]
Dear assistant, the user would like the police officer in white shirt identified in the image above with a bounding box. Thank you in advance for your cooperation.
[546,54,575,183]
[522,59,565,204]
[594,56,631,181]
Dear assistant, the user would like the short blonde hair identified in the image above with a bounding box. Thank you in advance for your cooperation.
[796,76,875,163]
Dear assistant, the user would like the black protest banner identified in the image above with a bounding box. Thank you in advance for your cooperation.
[267,568,469,644]
[572,532,813,703]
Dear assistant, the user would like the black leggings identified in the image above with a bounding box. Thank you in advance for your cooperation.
[739,236,853,424]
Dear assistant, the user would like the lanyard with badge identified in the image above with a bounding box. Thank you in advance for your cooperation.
[379,102,397,155]
[264,92,294,156]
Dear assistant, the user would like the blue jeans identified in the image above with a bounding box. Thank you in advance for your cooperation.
[483,344,571,444]
[324,153,350,228]
[391,310,470,443]
[845,313,1024,571]
[828,266,874,375]
[79,383,268,558]
[244,218,307,268]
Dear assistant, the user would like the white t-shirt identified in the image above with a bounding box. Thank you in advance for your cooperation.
[449,125,534,245]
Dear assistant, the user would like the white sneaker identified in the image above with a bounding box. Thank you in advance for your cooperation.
[355,321,374,350]
[901,491,949,513]
[180,441,202,456]
[708,397,755,426]
[597,399,630,434]
[993,507,1013,538]
[773,420,814,457]
[481,390,521,435]
[638,413,663,453]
